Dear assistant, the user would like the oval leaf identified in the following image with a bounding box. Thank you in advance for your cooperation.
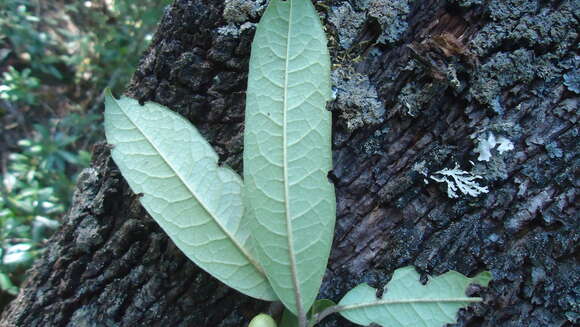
[104,90,277,301]
[244,0,335,316]
[338,267,491,327]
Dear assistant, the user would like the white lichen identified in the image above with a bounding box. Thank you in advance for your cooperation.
[430,163,489,198]
[496,136,515,153]
[474,132,514,161]
[217,24,240,37]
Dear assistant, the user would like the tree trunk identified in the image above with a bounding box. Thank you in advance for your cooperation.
[2,0,577,326]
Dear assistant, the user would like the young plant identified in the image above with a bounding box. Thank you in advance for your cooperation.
[104,1,490,326]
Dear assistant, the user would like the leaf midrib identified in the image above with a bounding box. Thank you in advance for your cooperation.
[340,297,482,312]
[281,0,305,318]
[112,97,266,276]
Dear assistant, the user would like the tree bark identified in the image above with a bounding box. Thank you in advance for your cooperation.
[2,0,577,326]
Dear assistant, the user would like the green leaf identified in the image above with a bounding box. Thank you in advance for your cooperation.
[0,272,18,296]
[244,0,335,317]
[104,90,276,301]
[311,299,336,317]
[280,299,337,327]
[337,266,491,327]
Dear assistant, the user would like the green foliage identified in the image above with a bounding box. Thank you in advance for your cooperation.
[0,0,64,79]
[244,0,334,318]
[0,116,96,296]
[0,0,169,107]
[104,91,276,301]
[104,1,490,327]
[337,267,491,327]
[0,67,40,105]
[61,0,171,93]
[0,0,169,304]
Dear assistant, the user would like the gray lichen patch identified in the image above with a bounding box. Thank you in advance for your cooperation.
[471,1,578,57]
[367,0,412,45]
[468,41,577,114]
[331,67,385,131]
[327,0,413,49]
[328,2,366,49]
[395,81,448,118]
[448,0,484,7]
[563,56,580,94]
[219,0,264,41]
[222,0,267,24]
[468,49,536,114]
[487,0,539,21]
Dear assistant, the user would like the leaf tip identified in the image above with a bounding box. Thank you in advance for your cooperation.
[472,271,492,287]
[104,87,114,99]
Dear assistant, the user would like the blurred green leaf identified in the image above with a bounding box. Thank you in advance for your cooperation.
[0,273,18,296]
[0,0,170,305]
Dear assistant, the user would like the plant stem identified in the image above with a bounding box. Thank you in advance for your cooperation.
[310,305,341,326]
[298,312,308,327]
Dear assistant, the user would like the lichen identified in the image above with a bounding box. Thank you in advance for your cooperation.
[217,24,240,37]
[395,81,446,117]
[545,142,564,159]
[222,0,266,24]
[448,0,484,7]
[471,1,578,57]
[328,2,366,49]
[474,132,514,162]
[331,67,385,131]
[367,0,412,45]
[362,128,390,155]
[468,49,535,114]
[563,56,580,94]
[327,0,412,49]
[487,0,538,21]
[430,163,489,199]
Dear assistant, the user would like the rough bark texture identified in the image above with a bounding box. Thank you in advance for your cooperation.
[2,0,578,326]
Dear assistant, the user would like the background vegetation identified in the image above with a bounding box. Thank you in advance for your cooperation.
[0,0,170,309]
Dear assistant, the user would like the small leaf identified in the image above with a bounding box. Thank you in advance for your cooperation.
[104,90,276,301]
[0,273,18,295]
[338,266,490,327]
[244,0,335,317]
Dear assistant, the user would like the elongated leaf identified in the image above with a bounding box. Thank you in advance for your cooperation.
[104,90,277,301]
[244,0,335,316]
[338,266,491,327]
